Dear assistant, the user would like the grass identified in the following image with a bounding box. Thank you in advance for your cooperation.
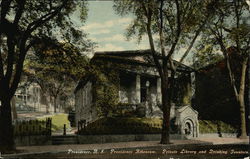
[78,117,237,135]
[78,117,163,135]
[36,114,237,134]
[199,120,237,133]
[38,113,70,132]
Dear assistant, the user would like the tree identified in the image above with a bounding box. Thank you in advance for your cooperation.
[26,39,90,113]
[0,0,89,151]
[201,0,249,138]
[192,43,224,69]
[113,0,214,144]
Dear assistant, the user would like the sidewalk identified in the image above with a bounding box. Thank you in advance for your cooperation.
[194,137,249,145]
[8,137,248,155]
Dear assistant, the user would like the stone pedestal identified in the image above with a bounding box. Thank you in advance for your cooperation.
[135,75,141,104]
[156,78,162,104]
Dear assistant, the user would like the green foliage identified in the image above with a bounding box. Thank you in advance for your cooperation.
[113,0,213,51]
[0,0,94,99]
[88,57,154,117]
[78,117,237,135]
[199,120,237,134]
[0,0,92,149]
[26,38,90,80]
[38,114,70,132]
[193,44,224,69]
[14,118,51,136]
[87,60,120,117]
[198,0,250,57]
[78,117,162,135]
[14,115,72,136]
[116,103,138,117]
[197,1,249,137]
[24,40,91,112]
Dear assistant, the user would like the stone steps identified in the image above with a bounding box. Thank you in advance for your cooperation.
[52,135,78,145]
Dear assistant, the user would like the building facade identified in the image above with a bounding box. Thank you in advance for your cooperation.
[75,50,199,137]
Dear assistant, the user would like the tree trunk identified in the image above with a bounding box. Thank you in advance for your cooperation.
[238,94,247,138]
[11,97,17,120]
[42,93,49,114]
[222,46,248,138]
[54,96,57,113]
[160,66,171,144]
[143,2,172,144]
[0,98,15,152]
[238,58,248,138]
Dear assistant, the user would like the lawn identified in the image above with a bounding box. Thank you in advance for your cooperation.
[38,113,70,132]
[199,120,237,133]
[78,117,237,135]
[78,117,163,135]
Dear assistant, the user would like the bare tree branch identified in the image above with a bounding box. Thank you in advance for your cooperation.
[13,0,26,25]
[179,17,208,63]
[26,0,67,35]
[159,0,166,57]
[141,1,164,78]
[218,38,239,99]
[0,0,12,22]
[163,11,174,40]
[167,0,181,59]
[0,37,4,77]
[222,26,232,33]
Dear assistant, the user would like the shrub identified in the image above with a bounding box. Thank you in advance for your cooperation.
[199,120,237,133]
[14,118,51,136]
[78,117,162,135]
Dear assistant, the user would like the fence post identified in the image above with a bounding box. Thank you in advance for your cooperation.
[77,121,80,133]
[63,124,66,136]
[49,118,52,136]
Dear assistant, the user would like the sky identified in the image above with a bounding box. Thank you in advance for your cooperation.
[72,1,195,64]
[79,1,149,53]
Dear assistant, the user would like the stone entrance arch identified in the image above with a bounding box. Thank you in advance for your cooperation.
[182,118,195,138]
[174,105,199,138]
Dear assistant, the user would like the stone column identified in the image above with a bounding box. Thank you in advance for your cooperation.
[157,78,162,104]
[190,72,196,100]
[135,74,141,104]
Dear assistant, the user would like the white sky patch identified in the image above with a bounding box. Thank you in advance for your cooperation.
[59,39,67,43]
[246,0,250,9]
[89,36,98,41]
[95,43,125,51]
[91,29,111,35]
[99,34,125,42]
[80,17,133,31]
[117,17,132,24]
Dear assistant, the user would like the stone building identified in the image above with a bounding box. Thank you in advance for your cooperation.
[75,50,199,137]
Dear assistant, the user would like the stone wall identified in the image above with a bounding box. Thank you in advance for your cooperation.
[75,81,97,126]
[15,136,51,146]
[78,134,186,144]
